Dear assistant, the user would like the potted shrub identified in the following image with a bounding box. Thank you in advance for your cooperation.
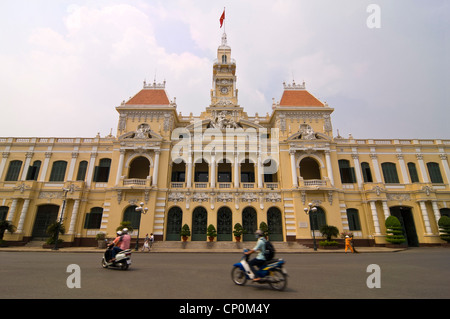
[0,219,16,247]
[206,224,217,242]
[259,221,269,239]
[319,225,340,249]
[438,215,450,246]
[96,232,107,249]
[233,223,244,242]
[385,216,406,247]
[180,224,191,242]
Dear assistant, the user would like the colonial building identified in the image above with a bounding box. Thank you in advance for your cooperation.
[1,32,449,247]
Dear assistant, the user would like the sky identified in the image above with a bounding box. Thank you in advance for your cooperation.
[0,0,448,139]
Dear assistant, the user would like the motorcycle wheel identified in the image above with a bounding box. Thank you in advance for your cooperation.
[231,267,247,286]
[269,269,287,291]
[101,259,108,268]
[120,262,129,270]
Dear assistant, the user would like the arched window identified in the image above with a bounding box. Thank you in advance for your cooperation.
[26,160,41,181]
[49,161,67,182]
[407,162,419,183]
[0,206,9,221]
[84,207,103,229]
[222,55,227,64]
[300,157,321,180]
[338,159,356,183]
[381,162,399,184]
[5,160,22,181]
[427,162,443,183]
[346,208,361,231]
[361,162,373,183]
[93,158,111,182]
[309,206,326,231]
[123,205,140,229]
[129,156,150,179]
[76,161,88,181]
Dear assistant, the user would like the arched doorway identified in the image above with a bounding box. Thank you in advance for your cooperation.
[242,207,257,241]
[192,206,207,241]
[166,206,182,241]
[32,205,59,239]
[390,206,419,247]
[267,207,283,241]
[123,205,140,230]
[217,207,232,241]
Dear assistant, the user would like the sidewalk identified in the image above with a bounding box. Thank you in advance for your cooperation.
[0,242,405,254]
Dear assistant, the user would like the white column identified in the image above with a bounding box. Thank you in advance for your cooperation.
[257,153,263,188]
[68,199,80,234]
[86,152,97,187]
[431,201,441,233]
[325,150,335,186]
[0,151,10,180]
[370,154,382,183]
[186,152,193,188]
[6,199,18,222]
[20,152,34,181]
[17,199,30,233]
[381,201,390,220]
[397,154,410,184]
[67,152,78,181]
[39,152,52,182]
[234,153,239,188]
[416,154,429,183]
[352,153,362,187]
[210,154,216,188]
[440,154,450,184]
[370,201,381,235]
[115,150,125,186]
[419,201,432,235]
[152,150,160,187]
[290,150,298,188]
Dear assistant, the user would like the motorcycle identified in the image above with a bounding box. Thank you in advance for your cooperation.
[101,246,132,270]
[231,249,288,291]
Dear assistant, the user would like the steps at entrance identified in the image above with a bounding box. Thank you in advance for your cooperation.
[25,240,46,248]
[150,241,309,252]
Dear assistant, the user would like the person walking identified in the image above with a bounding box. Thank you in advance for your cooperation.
[142,234,151,252]
[345,235,354,253]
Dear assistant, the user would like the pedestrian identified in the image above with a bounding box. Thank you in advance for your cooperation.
[350,234,358,253]
[142,233,151,252]
[150,233,154,249]
[345,235,354,253]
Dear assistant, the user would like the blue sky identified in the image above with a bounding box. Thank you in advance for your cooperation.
[0,0,448,139]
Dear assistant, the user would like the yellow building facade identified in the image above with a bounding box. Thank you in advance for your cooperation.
[1,33,449,247]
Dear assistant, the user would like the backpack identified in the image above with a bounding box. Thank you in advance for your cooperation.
[264,240,275,260]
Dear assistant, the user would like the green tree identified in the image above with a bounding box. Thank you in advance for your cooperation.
[438,216,450,243]
[385,216,406,244]
[319,225,339,241]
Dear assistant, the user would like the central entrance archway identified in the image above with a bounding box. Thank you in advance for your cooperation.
[267,207,283,241]
[390,206,419,247]
[32,205,59,239]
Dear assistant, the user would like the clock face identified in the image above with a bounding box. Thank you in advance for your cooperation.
[221,87,229,94]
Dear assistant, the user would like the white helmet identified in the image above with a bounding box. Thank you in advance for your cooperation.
[117,230,123,236]
[122,228,128,234]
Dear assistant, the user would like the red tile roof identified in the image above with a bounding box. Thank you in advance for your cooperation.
[125,89,170,105]
[279,90,324,107]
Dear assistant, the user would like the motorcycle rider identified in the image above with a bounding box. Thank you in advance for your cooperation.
[245,229,266,281]
[108,230,123,262]
[119,228,131,251]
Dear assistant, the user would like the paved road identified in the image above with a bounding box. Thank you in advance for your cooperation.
[1,248,449,299]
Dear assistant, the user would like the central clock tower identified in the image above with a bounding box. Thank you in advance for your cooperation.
[210,32,238,107]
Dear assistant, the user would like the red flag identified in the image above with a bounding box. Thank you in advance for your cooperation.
[220,9,225,28]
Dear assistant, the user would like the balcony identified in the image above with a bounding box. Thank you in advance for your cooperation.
[298,177,330,188]
[121,177,152,187]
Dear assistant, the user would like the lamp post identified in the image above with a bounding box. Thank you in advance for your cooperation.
[304,202,318,251]
[53,188,69,250]
[134,202,148,251]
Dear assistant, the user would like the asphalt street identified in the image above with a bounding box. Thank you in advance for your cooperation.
[0,247,449,300]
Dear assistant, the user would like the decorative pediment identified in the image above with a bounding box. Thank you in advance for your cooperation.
[287,124,330,141]
[119,123,163,140]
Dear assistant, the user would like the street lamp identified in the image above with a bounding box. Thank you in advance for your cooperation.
[304,203,318,251]
[53,188,69,250]
[134,202,148,251]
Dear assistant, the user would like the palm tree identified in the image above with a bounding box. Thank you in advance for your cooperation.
[319,225,339,241]
[0,220,16,241]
